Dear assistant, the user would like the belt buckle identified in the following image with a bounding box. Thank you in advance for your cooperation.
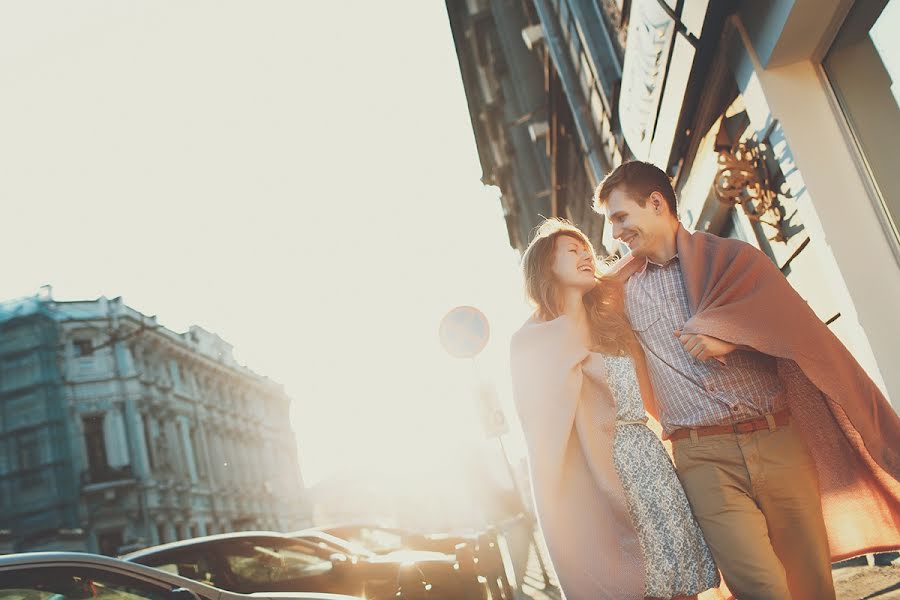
[733,420,756,434]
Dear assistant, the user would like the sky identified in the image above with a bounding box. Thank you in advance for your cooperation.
[871,0,900,106]
[0,1,538,495]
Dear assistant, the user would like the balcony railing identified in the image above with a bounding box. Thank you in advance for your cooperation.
[81,465,134,486]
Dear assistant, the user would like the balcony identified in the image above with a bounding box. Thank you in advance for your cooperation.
[81,465,135,492]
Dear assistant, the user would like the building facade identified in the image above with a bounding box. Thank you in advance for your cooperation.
[447,0,899,408]
[0,290,309,554]
[446,0,553,250]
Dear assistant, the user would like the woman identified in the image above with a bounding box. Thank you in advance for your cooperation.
[509,218,719,600]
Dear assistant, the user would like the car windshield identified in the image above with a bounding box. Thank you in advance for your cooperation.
[219,539,333,587]
[133,538,332,592]
[297,533,375,559]
[130,547,218,587]
[331,528,405,554]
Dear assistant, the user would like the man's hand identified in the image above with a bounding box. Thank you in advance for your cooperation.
[674,331,738,362]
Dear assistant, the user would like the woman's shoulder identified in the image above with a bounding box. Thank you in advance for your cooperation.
[514,312,573,332]
[512,313,538,338]
[511,313,579,353]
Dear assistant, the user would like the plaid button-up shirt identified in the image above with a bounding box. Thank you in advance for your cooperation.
[625,255,784,433]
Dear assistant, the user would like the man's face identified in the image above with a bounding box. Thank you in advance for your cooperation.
[604,188,671,258]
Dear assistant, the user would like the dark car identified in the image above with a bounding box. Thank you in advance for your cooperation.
[289,528,455,565]
[122,531,486,600]
[317,524,515,600]
[288,529,489,600]
[0,551,361,600]
[317,523,474,556]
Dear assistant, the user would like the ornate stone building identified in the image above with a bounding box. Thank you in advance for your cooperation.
[0,289,309,554]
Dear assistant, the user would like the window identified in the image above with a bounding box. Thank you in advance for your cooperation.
[560,0,571,41]
[133,540,331,592]
[190,427,206,479]
[298,533,373,559]
[138,549,218,587]
[83,414,108,479]
[97,529,123,556]
[1,355,40,391]
[823,0,900,247]
[0,567,171,600]
[16,433,40,471]
[339,527,405,554]
[152,557,216,586]
[218,539,332,588]
[171,360,186,389]
[142,414,156,470]
[16,431,42,490]
[74,338,94,357]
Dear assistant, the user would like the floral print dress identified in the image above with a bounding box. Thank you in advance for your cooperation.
[605,354,720,598]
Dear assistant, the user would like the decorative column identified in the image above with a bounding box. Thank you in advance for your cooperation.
[102,406,130,469]
[196,423,215,488]
[178,417,198,484]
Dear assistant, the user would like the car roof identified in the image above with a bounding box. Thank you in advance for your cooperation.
[0,552,141,568]
[120,530,302,560]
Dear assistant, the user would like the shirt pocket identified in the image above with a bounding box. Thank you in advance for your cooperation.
[628,299,661,332]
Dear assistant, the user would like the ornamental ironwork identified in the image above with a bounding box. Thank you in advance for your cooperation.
[714,140,787,242]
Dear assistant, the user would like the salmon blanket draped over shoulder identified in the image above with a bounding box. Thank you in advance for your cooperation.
[509,315,647,600]
[612,225,900,560]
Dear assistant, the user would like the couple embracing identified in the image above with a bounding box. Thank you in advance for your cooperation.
[510,161,900,600]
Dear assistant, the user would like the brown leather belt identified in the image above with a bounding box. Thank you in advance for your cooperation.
[670,409,791,441]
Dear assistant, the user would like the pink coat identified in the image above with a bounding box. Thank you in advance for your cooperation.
[510,314,646,600]
[510,313,724,599]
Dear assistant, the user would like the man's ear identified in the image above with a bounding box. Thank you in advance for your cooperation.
[649,191,664,214]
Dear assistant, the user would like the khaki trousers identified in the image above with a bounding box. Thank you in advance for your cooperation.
[672,421,834,600]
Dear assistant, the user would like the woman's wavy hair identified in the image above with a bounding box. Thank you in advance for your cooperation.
[521,218,637,356]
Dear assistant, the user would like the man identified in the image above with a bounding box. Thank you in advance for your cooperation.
[594,160,900,600]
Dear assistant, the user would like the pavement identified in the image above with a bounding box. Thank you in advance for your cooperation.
[511,545,900,600]
[833,559,900,599]
[514,541,561,600]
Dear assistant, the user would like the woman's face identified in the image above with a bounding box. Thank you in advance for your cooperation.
[550,234,596,294]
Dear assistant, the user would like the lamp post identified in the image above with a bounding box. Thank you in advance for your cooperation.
[438,306,551,592]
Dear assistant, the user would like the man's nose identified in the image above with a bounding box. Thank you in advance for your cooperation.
[611,223,623,239]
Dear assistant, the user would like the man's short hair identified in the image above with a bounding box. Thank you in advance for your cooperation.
[593,160,678,216]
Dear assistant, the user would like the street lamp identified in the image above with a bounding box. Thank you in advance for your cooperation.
[438,306,550,592]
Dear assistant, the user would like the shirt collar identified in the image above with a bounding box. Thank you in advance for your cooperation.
[635,253,679,274]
